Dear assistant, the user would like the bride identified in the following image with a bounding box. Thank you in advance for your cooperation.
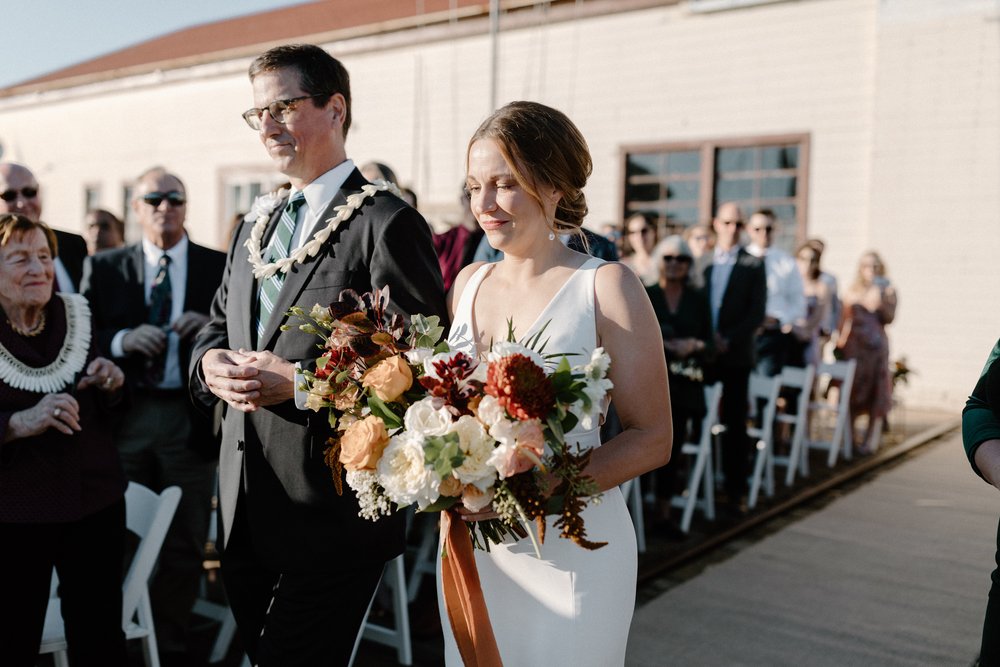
[438,101,672,665]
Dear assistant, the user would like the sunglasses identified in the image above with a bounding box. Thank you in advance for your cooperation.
[663,255,693,264]
[0,187,38,202]
[141,191,186,208]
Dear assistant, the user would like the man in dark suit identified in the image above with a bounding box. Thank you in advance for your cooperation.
[81,166,226,660]
[189,44,447,666]
[704,202,767,513]
[0,162,88,292]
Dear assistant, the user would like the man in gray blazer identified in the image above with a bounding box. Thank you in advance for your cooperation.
[189,44,447,666]
[704,202,767,515]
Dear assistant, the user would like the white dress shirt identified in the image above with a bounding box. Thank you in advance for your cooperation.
[111,235,189,389]
[746,243,806,327]
[53,258,76,294]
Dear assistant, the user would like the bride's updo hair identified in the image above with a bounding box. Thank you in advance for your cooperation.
[468,101,592,238]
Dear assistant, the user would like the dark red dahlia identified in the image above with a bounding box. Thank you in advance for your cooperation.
[485,354,555,421]
[418,352,482,415]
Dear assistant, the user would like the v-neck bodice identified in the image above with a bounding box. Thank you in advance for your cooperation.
[448,257,604,362]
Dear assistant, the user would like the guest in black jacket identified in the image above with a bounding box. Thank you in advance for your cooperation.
[703,203,766,513]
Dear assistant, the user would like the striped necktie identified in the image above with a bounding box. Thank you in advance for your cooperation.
[256,191,306,339]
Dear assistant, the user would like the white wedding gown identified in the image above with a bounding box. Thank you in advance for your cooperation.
[439,256,637,666]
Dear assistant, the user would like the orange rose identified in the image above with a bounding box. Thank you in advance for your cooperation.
[362,356,413,403]
[339,415,390,471]
[439,475,462,497]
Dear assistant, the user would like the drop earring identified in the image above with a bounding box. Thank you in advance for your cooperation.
[548,231,556,241]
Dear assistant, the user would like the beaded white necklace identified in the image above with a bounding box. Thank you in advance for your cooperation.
[244,180,400,280]
[0,294,92,394]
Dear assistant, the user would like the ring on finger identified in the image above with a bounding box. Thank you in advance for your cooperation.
[104,377,113,387]
[53,407,61,417]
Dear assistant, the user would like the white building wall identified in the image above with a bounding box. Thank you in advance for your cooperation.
[0,0,996,409]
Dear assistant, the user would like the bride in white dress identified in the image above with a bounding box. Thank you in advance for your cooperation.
[438,101,672,666]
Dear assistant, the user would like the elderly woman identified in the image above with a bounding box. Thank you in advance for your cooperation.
[0,214,127,666]
[645,235,713,535]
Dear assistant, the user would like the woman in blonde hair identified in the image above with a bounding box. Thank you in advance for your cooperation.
[440,101,671,666]
[837,250,897,453]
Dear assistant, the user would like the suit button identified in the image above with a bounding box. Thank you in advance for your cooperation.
[237,440,245,451]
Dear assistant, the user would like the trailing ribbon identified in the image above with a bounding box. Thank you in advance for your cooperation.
[440,510,503,667]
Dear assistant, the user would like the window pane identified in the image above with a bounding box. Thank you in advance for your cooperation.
[664,207,700,226]
[761,176,796,198]
[665,181,700,201]
[717,147,755,172]
[770,204,797,225]
[627,154,661,178]
[715,177,754,201]
[666,151,700,174]
[760,146,799,170]
[625,182,662,202]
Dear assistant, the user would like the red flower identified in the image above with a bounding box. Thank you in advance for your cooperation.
[485,354,555,421]
[418,351,481,415]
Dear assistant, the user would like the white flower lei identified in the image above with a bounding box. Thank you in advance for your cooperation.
[0,294,92,394]
[244,179,401,280]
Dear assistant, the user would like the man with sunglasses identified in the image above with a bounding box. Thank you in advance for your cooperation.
[190,44,446,666]
[745,208,807,376]
[704,202,767,516]
[81,166,226,662]
[0,162,88,292]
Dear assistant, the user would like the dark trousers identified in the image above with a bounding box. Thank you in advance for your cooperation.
[221,497,385,666]
[981,517,1000,665]
[0,498,126,667]
[716,365,753,501]
[755,329,805,377]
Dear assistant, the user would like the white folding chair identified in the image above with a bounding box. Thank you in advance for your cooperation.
[619,476,647,553]
[670,383,723,533]
[804,359,857,468]
[40,483,182,667]
[747,373,781,509]
[353,554,412,666]
[772,364,816,486]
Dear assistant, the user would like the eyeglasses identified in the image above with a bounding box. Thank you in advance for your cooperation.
[663,255,693,264]
[750,225,774,234]
[0,187,38,202]
[241,93,329,130]
[141,191,186,208]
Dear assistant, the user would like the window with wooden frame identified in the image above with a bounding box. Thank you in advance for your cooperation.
[621,134,809,252]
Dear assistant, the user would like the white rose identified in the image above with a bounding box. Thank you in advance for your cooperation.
[376,432,440,509]
[404,347,434,366]
[451,416,497,491]
[476,395,505,428]
[403,397,452,437]
[487,341,545,368]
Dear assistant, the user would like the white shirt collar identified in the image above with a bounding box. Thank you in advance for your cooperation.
[291,159,356,215]
[713,245,740,263]
[142,233,188,265]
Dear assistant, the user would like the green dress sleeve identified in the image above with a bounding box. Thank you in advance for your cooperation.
[962,338,1000,478]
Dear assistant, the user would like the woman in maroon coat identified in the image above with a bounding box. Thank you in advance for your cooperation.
[0,213,127,667]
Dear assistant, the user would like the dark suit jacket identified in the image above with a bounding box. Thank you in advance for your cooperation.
[704,247,767,369]
[81,240,227,457]
[53,229,88,291]
[189,169,448,573]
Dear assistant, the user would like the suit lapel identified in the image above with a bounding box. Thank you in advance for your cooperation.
[129,244,147,320]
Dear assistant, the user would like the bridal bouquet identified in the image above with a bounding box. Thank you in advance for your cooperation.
[287,287,614,551]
